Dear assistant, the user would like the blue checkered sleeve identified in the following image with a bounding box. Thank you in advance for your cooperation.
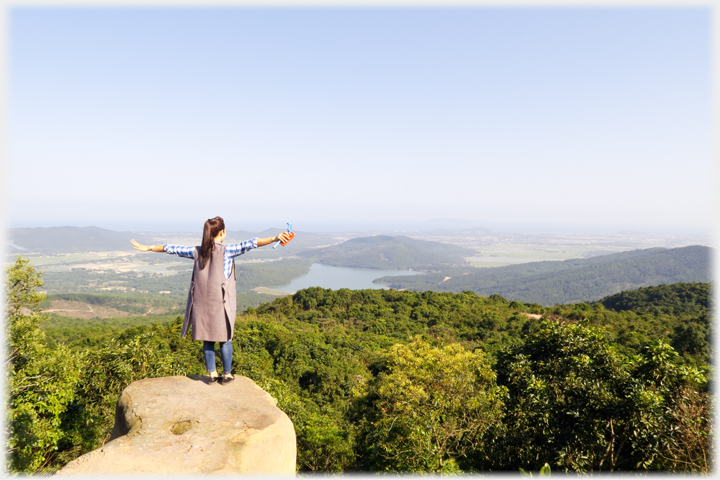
[223,238,258,278]
[225,238,258,258]
[164,244,196,258]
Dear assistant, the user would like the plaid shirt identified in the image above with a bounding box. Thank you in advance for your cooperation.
[164,238,258,278]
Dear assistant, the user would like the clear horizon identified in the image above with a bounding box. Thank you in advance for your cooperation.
[6,7,715,237]
[5,219,713,236]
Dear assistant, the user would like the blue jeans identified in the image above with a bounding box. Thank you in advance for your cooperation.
[203,341,233,374]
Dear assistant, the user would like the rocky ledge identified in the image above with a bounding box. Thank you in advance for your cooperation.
[57,375,296,475]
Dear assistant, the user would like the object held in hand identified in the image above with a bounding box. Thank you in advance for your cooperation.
[273,223,294,249]
[280,231,295,245]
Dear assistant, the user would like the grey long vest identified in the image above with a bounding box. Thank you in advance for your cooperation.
[181,242,237,342]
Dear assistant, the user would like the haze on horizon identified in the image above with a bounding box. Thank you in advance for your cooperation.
[6,7,714,236]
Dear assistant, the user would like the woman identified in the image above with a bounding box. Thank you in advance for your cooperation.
[131,217,291,384]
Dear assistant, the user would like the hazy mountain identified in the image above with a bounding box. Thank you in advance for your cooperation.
[297,235,474,269]
[225,229,341,259]
[8,226,152,254]
[6,226,339,257]
[376,245,712,305]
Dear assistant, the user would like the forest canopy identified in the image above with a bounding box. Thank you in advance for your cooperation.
[5,257,713,474]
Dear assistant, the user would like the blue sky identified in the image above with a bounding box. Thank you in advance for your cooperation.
[7,7,714,233]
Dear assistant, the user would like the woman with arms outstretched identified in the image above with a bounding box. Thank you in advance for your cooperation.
[131,216,291,384]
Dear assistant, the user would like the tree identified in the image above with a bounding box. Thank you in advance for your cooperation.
[5,257,82,473]
[496,319,634,471]
[495,320,709,472]
[62,319,206,456]
[671,323,710,361]
[629,340,711,472]
[354,339,505,472]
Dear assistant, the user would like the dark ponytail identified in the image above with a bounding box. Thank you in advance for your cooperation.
[200,216,225,269]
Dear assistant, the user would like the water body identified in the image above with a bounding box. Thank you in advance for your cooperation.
[277,263,422,293]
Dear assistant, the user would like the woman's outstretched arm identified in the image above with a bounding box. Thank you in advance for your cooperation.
[257,232,292,247]
[131,240,164,252]
[131,241,194,258]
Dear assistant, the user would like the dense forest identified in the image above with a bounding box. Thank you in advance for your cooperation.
[377,245,712,305]
[6,257,712,474]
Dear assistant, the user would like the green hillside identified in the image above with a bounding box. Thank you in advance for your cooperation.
[298,235,473,269]
[600,283,712,315]
[600,282,711,316]
[596,283,711,363]
[376,245,711,305]
[8,254,711,474]
[16,277,710,474]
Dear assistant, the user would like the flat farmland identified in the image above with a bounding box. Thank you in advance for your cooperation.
[17,251,191,273]
[43,298,176,319]
[465,244,631,267]
[403,231,711,269]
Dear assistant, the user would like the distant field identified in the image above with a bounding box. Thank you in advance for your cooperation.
[12,251,134,266]
[12,251,189,276]
[466,245,631,268]
[43,299,178,319]
[470,261,516,268]
[8,250,306,319]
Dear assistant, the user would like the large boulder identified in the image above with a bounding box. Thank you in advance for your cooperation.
[57,375,296,475]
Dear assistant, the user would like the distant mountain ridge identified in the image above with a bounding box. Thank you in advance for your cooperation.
[8,226,152,254]
[225,229,339,259]
[7,226,331,256]
[297,235,473,269]
[376,245,712,305]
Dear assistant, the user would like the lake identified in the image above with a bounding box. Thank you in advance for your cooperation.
[276,263,422,293]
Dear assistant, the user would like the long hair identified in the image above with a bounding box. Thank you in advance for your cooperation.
[200,216,225,269]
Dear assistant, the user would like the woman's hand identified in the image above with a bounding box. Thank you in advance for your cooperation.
[131,239,153,252]
[257,232,293,247]
[276,232,292,244]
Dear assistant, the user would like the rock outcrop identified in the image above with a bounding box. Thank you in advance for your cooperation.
[57,375,296,475]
